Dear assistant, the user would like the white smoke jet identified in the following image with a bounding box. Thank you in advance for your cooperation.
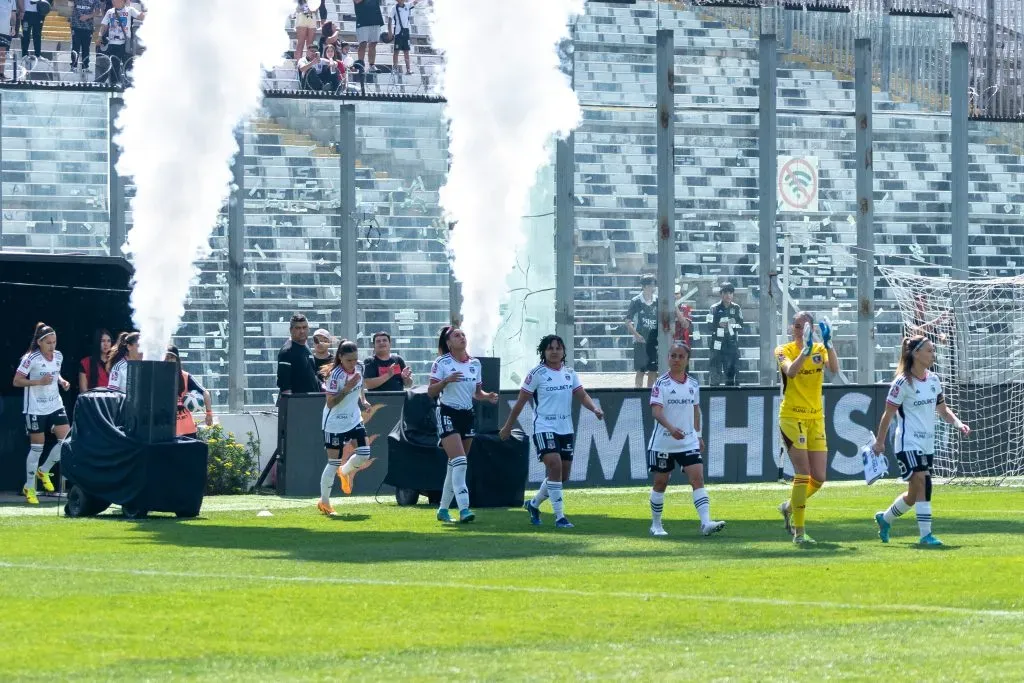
[431,0,583,353]
[116,0,293,359]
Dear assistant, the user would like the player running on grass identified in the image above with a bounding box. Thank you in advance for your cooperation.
[13,323,71,505]
[318,340,371,515]
[500,334,604,529]
[872,335,970,546]
[775,312,839,544]
[647,342,725,537]
[428,326,499,524]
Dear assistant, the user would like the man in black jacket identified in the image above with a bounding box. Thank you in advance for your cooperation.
[276,313,321,398]
[708,283,742,386]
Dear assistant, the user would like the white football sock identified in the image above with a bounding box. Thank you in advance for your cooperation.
[25,444,43,491]
[692,487,711,525]
[916,501,933,537]
[531,479,549,508]
[650,490,665,526]
[341,446,370,475]
[451,456,469,511]
[548,480,564,519]
[439,460,455,511]
[320,459,341,503]
[883,494,912,524]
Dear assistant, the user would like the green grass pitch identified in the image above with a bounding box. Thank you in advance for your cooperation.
[1,482,1022,681]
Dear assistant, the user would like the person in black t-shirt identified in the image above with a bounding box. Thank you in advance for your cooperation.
[363,330,413,391]
[353,0,384,71]
[311,328,334,376]
[276,313,321,398]
[625,273,659,389]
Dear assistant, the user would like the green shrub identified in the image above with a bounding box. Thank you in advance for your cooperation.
[197,424,260,495]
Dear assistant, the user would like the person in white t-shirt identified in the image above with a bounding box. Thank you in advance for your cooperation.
[13,323,71,505]
[872,335,970,546]
[500,334,603,529]
[387,0,418,75]
[97,0,144,85]
[428,325,498,524]
[0,0,23,81]
[105,330,142,392]
[317,339,371,516]
[647,342,725,537]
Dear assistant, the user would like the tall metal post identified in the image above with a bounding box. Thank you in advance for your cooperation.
[986,0,997,107]
[855,39,875,384]
[758,29,779,384]
[108,96,125,256]
[951,42,969,280]
[555,134,576,364]
[880,2,892,93]
[227,129,246,411]
[655,29,676,375]
[340,105,358,342]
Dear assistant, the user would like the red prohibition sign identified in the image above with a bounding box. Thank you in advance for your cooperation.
[778,157,818,211]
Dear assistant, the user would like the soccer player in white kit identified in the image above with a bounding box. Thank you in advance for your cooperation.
[12,323,72,505]
[318,340,371,515]
[428,326,499,524]
[500,334,604,528]
[105,331,142,392]
[647,342,726,537]
[872,335,970,546]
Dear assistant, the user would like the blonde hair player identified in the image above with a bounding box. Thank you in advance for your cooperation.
[872,335,969,546]
[775,312,839,544]
[647,342,726,537]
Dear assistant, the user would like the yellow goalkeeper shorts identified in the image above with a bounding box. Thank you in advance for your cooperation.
[779,416,827,452]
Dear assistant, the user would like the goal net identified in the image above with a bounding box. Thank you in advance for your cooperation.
[880,267,1024,482]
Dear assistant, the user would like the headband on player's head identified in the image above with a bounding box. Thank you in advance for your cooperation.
[36,326,55,342]
[669,340,691,354]
[909,337,929,354]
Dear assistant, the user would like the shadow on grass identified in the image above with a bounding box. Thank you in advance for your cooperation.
[83,503,1024,565]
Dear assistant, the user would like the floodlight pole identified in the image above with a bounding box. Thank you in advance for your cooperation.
[758,22,779,384]
[655,29,676,376]
[228,128,246,411]
[340,104,358,343]
[855,38,875,384]
[951,42,969,281]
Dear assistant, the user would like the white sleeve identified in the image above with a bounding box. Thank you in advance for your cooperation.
[16,354,32,377]
[429,358,446,383]
[649,381,664,407]
[128,6,142,18]
[571,369,583,393]
[325,369,341,396]
[473,360,483,388]
[520,367,537,394]
[886,380,905,407]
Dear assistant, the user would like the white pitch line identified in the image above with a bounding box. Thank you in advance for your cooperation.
[0,561,1020,620]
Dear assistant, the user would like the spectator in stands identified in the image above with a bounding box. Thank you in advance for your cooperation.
[311,328,334,375]
[388,0,418,76]
[708,282,742,387]
[277,312,320,400]
[318,19,340,55]
[70,0,103,73]
[19,0,40,63]
[97,0,144,86]
[362,331,413,392]
[297,43,327,91]
[293,0,320,62]
[354,0,384,72]
[674,284,693,347]
[625,273,659,389]
[0,0,23,81]
[319,42,343,92]
[78,328,112,392]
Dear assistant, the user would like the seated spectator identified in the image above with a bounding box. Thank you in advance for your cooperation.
[297,43,327,91]
[320,42,342,92]
[362,331,412,391]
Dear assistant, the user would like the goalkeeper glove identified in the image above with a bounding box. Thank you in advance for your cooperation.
[818,318,833,350]
[801,320,814,356]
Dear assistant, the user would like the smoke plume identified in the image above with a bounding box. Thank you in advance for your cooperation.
[116,0,292,359]
[431,0,582,353]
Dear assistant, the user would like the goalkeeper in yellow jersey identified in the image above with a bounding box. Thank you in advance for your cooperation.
[775,312,839,544]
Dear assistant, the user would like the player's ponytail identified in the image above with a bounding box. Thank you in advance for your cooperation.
[437,326,453,355]
[895,335,928,385]
[28,322,55,353]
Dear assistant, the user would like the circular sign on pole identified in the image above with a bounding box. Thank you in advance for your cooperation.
[777,156,819,212]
